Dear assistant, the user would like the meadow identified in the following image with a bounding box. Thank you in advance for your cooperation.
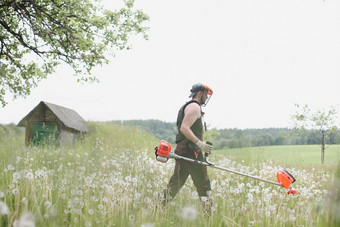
[214,145,340,166]
[0,122,339,226]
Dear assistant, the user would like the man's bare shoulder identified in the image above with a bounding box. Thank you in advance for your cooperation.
[184,102,201,115]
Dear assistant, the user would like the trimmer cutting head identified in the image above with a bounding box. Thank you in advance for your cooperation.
[277,170,298,195]
[277,170,295,189]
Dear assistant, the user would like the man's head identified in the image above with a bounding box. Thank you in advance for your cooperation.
[189,83,213,107]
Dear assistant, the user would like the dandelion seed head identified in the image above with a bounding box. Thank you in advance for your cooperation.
[129,214,135,222]
[191,191,199,200]
[288,214,296,221]
[26,172,34,180]
[21,197,28,204]
[44,201,51,208]
[15,212,35,227]
[88,209,94,215]
[85,176,92,184]
[0,201,10,215]
[144,197,152,204]
[12,188,19,195]
[125,176,131,182]
[247,193,254,203]
[13,172,21,180]
[178,206,198,221]
[265,210,270,217]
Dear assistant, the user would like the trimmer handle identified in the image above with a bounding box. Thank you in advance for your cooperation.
[205,141,213,157]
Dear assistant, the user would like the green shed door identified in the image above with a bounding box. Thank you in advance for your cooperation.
[31,123,58,146]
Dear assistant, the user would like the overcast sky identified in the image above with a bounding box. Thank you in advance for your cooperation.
[1,0,340,129]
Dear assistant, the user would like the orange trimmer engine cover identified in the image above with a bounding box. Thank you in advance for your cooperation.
[157,140,171,158]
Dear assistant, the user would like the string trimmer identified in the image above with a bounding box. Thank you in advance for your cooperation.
[154,140,298,195]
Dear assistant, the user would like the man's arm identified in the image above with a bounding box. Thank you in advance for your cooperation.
[180,102,213,154]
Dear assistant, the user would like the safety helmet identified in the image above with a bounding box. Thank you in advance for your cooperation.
[189,83,213,106]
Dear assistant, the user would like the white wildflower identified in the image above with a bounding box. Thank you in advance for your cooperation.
[0,191,4,198]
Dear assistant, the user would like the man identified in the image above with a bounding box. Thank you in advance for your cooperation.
[163,83,214,210]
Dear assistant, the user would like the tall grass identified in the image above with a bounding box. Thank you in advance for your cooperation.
[0,122,338,226]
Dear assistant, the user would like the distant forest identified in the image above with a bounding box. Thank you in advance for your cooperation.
[112,119,340,149]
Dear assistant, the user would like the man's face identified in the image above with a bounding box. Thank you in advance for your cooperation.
[201,91,208,103]
[200,90,212,106]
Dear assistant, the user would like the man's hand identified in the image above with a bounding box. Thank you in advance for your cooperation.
[196,140,213,154]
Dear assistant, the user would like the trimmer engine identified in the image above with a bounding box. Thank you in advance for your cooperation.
[154,140,172,163]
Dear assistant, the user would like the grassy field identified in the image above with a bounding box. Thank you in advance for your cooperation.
[214,145,340,166]
[0,123,339,226]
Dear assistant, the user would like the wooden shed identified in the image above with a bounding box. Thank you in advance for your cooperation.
[18,101,89,146]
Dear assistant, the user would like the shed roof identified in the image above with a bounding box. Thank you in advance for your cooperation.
[18,101,89,132]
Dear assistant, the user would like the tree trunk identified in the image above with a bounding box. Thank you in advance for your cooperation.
[321,130,325,164]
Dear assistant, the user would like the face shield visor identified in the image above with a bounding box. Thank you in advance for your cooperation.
[201,85,213,107]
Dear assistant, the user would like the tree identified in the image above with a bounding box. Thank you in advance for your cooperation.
[291,104,339,164]
[0,0,149,107]
[204,125,220,144]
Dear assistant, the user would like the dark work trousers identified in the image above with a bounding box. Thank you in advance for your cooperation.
[163,140,211,202]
